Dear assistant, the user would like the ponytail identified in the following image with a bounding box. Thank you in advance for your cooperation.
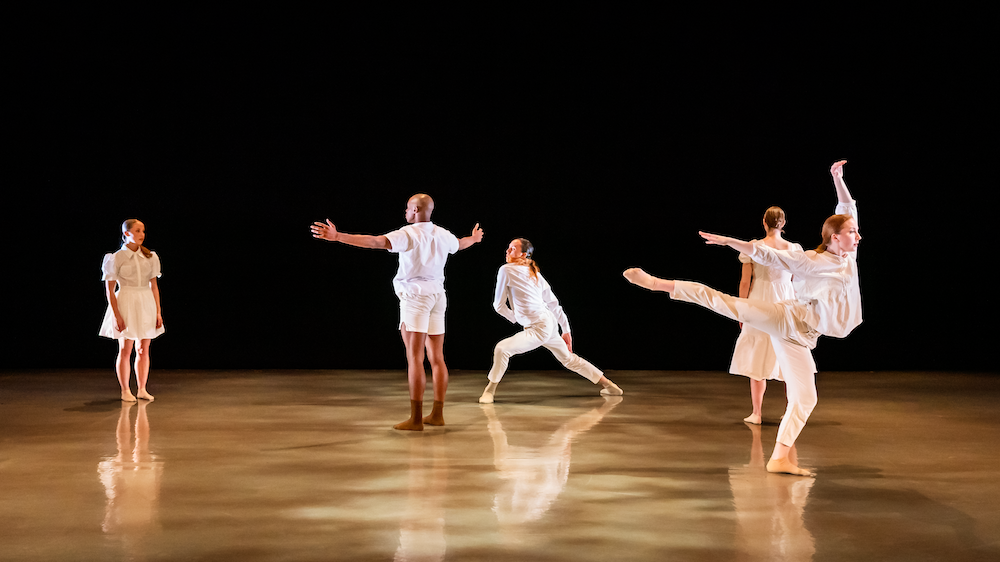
[516,238,541,283]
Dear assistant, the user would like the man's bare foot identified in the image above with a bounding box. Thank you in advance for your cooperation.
[766,457,814,476]
[622,268,657,290]
[137,389,154,401]
[121,391,137,402]
[744,413,761,425]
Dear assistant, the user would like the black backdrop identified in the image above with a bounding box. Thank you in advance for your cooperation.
[4,13,992,373]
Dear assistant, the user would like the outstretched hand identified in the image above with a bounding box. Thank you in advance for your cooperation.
[830,160,847,179]
[311,219,339,242]
[470,223,484,244]
[623,267,656,290]
[699,231,731,245]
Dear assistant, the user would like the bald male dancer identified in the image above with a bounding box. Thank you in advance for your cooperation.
[312,194,483,430]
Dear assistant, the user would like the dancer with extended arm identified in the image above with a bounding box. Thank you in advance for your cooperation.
[624,160,861,476]
[311,194,483,430]
[479,238,623,404]
[730,207,803,425]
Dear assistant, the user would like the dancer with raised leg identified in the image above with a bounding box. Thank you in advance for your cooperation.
[311,194,483,430]
[99,219,164,402]
[624,160,861,476]
[479,238,622,404]
[730,207,803,425]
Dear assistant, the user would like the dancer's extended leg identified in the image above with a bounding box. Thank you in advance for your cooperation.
[625,272,818,476]
[542,335,622,396]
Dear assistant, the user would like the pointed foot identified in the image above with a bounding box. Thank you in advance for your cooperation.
[600,382,623,396]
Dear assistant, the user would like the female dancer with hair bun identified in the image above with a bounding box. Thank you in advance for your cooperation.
[730,206,804,425]
[624,160,860,476]
[479,238,623,404]
[99,219,165,402]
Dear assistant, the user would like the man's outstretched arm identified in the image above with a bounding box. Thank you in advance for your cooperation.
[458,223,484,251]
[311,219,391,250]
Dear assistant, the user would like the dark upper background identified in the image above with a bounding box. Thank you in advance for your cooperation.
[3,11,993,373]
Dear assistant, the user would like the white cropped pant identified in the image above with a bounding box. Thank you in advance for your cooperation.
[672,281,819,447]
[488,311,603,384]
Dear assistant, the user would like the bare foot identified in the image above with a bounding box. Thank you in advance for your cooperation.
[393,418,424,431]
[121,391,137,402]
[766,457,814,477]
[137,389,154,401]
[479,391,495,404]
[622,268,656,290]
[744,413,761,425]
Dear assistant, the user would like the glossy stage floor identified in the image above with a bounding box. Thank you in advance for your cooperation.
[1,369,998,561]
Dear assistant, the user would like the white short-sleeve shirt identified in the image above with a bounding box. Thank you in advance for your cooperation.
[383,222,459,295]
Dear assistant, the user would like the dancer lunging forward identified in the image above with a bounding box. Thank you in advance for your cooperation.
[312,194,483,430]
[624,160,861,476]
[480,238,623,404]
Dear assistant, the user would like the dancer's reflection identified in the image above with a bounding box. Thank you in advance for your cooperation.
[728,423,815,561]
[394,434,449,562]
[97,400,163,555]
[484,397,620,529]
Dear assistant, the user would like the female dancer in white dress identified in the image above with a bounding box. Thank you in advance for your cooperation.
[99,219,165,402]
[730,207,803,425]
[479,238,623,404]
[624,160,861,476]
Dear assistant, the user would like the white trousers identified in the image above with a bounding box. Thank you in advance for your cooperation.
[488,312,603,384]
[672,281,819,447]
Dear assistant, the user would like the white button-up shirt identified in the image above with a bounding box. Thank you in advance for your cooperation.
[749,199,862,338]
[101,245,162,288]
[493,264,571,334]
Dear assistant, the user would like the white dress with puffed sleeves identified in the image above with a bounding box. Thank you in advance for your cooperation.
[728,241,803,381]
[98,245,165,340]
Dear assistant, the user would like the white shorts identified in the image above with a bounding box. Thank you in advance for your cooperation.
[398,292,447,335]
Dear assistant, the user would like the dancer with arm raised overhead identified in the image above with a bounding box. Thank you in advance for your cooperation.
[624,160,861,476]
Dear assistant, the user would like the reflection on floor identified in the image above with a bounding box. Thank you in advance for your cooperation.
[1,369,999,561]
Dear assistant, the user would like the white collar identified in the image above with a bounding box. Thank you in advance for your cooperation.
[120,244,144,258]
